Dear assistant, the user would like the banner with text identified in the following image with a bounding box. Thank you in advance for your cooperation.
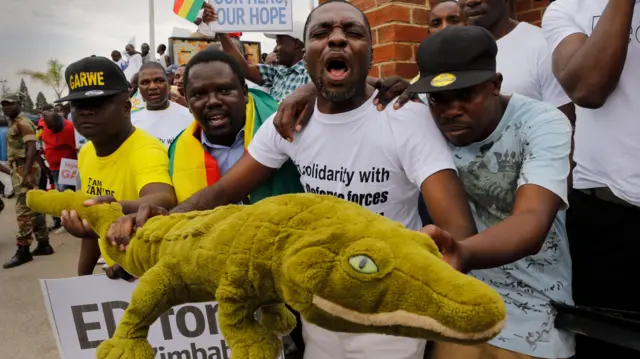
[58,159,78,187]
[41,275,283,359]
[208,0,293,32]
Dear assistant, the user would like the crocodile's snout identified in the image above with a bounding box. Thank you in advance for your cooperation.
[284,231,506,343]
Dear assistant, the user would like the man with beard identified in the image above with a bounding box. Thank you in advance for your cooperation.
[106,2,477,358]
[131,62,192,147]
[56,56,176,278]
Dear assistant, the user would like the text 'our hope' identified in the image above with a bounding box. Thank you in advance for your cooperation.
[214,4,288,26]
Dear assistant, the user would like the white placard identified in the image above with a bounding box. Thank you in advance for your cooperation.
[208,0,293,32]
[58,159,78,186]
[41,275,284,359]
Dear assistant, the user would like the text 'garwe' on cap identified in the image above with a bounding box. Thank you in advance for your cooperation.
[56,56,130,103]
[408,26,498,94]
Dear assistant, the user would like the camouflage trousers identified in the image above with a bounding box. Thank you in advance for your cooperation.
[11,166,49,246]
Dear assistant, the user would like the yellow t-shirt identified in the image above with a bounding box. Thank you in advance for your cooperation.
[78,128,173,266]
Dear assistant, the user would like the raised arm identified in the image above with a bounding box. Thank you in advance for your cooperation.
[217,33,264,85]
[542,0,636,108]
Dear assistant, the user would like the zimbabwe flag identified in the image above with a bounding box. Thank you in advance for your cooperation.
[173,0,205,22]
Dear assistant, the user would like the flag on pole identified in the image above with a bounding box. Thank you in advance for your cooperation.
[173,0,205,22]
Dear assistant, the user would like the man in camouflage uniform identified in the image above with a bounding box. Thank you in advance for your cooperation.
[1,92,53,269]
[0,163,8,213]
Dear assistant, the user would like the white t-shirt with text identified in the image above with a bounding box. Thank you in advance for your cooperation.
[248,91,455,358]
[497,22,571,107]
[131,102,193,148]
[248,91,455,231]
[542,0,640,205]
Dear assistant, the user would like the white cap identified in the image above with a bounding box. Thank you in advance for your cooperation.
[263,21,306,43]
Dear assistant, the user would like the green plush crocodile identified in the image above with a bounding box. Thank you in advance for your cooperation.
[27,190,506,359]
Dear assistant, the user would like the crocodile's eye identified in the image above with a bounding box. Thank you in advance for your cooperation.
[348,255,378,274]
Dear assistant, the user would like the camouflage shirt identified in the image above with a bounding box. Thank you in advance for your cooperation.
[7,113,38,162]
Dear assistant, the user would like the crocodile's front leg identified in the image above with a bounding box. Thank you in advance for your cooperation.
[97,258,188,359]
[216,274,282,359]
[258,303,297,336]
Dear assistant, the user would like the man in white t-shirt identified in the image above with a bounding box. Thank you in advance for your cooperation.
[113,2,478,358]
[542,1,640,358]
[131,62,192,148]
[458,0,574,121]
[124,44,143,82]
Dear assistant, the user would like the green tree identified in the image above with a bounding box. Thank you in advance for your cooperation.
[35,92,48,110]
[19,59,66,100]
[0,77,11,95]
[18,78,35,112]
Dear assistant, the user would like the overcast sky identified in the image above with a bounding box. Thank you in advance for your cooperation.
[0,0,315,102]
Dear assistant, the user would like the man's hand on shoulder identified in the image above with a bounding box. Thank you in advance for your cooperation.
[371,76,422,111]
[273,83,317,142]
[273,77,425,142]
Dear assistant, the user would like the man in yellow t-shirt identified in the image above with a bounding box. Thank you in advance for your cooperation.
[55,56,177,277]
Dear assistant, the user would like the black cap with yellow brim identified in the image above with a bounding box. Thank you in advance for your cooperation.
[408,26,498,94]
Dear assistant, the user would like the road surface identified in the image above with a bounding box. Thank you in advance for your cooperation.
[0,197,99,359]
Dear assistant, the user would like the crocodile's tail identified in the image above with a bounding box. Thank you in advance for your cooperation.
[26,190,128,264]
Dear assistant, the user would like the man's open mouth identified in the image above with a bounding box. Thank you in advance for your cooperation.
[325,56,350,83]
[206,113,229,128]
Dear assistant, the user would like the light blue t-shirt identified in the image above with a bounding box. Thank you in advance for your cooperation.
[452,94,574,358]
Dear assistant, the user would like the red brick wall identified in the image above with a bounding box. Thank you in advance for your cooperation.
[512,0,551,26]
[316,0,552,79]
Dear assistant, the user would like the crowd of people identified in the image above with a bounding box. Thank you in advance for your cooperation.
[0,0,637,359]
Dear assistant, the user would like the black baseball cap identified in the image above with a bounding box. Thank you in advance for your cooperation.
[408,26,498,94]
[56,56,129,103]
